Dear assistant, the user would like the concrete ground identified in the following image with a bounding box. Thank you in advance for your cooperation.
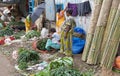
[0,52,20,76]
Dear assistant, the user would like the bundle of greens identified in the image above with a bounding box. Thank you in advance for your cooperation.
[8,21,25,27]
[36,38,48,50]
[48,57,73,70]
[13,31,25,39]
[50,66,81,76]
[25,30,40,39]
[35,57,73,76]
[35,69,50,76]
[0,26,13,37]
[18,48,40,70]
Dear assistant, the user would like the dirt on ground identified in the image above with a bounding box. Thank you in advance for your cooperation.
[0,51,20,76]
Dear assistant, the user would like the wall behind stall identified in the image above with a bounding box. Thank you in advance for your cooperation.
[55,0,94,32]
[45,0,94,32]
[45,0,56,21]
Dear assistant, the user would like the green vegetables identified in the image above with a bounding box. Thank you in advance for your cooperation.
[25,30,40,39]
[8,21,25,27]
[48,57,73,70]
[81,70,94,76]
[35,69,50,76]
[112,67,120,73]
[35,57,94,76]
[0,26,13,37]
[18,48,40,70]
[35,57,73,76]
[13,31,25,39]
[18,62,28,70]
[51,67,94,76]
[50,66,81,76]
[36,38,48,50]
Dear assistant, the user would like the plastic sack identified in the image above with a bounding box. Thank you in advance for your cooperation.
[72,27,86,54]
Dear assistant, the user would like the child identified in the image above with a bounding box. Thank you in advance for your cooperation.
[41,24,49,38]
[0,6,12,22]
[45,28,60,52]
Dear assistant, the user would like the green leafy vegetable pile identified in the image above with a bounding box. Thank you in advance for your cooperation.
[13,31,25,39]
[50,66,81,76]
[48,57,73,70]
[8,21,25,27]
[35,69,50,76]
[0,26,13,37]
[35,57,74,76]
[36,38,48,50]
[18,48,40,70]
[35,57,94,76]
[18,62,28,70]
[25,30,40,39]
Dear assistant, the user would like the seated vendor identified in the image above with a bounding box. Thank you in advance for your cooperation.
[45,28,60,52]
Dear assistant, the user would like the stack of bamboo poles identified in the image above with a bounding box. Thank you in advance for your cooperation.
[101,4,120,70]
[86,0,113,64]
[100,0,120,64]
[82,0,120,70]
[82,0,103,61]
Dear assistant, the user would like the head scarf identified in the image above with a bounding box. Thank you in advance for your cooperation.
[26,14,31,23]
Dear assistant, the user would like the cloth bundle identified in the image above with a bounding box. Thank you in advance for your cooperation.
[67,1,92,16]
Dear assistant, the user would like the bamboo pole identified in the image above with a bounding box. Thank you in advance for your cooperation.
[100,0,120,65]
[101,4,120,69]
[86,0,113,64]
[82,0,103,61]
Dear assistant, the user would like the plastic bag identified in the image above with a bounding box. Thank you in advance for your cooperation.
[72,27,86,54]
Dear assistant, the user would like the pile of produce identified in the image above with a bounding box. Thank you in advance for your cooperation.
[13,31,25,39]
[35,57,74,76]
[50,66,81,76]
[48,57,73,70]
[0,26,13,37]
[25,30,40,39]
[8,21,25,26]
[18,48,40,70]
[8,21,25,31]
[36,38,48,50]
[35,57,93,76]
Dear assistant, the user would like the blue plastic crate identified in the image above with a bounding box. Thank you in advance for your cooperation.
[28,0,34,13]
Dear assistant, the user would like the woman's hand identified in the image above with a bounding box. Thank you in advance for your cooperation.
[47,34,52,39]
[64,34,67,39]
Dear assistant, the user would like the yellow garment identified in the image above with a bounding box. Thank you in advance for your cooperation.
[56,10,65,33]
[60,18,76,56]
[25,19,31,32]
